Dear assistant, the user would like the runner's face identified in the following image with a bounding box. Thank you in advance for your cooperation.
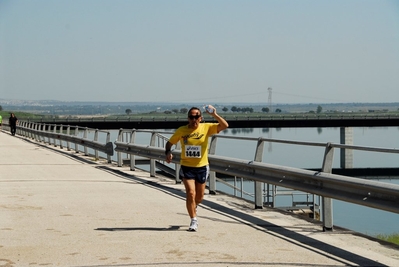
[188,110,201,128]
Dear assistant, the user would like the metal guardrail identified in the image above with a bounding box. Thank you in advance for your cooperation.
[14,121,114,162]
[113,129,399,232]
[10,122,399,232]
[113,141,399,213]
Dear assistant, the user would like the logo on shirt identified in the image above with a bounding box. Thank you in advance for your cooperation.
[182,132,204,141]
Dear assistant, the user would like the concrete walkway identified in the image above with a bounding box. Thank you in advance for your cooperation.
[1,130,399,267]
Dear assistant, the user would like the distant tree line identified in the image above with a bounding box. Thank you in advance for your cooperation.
[163,108,189,114]
[230,106,254,113]
[123,104,399,116]
[5,102,399,116]
[156,106,287,114]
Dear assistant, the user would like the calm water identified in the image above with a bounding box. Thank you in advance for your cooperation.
[215,127,399,236]
[96,126,399,236]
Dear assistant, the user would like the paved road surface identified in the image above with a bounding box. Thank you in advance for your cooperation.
[1,130,398,266]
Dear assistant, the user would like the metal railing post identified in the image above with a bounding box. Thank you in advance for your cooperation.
[94,129,99,160]
[66,126,71,151]
[321,142,334,231]
[74,127,79,153]
[53,124,57,147]
[37,123,42,142]
[45,124,51,144]
[106,131,112,163]
[24,122,29,138]
[208,135,218,195]
[59,125,64,149]
[174,142,181,184]
[149,132,157,177]
[83,127,88,156]
[254,138,265,209]
[117,129,123,167]
[129,129,136,170]
[32,123,36,141]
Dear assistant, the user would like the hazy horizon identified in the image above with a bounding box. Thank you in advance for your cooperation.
[1,98,398,107]
[1,1,398,104]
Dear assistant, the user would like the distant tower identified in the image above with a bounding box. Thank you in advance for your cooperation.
[267,87,273,152]
[268,87,272,112]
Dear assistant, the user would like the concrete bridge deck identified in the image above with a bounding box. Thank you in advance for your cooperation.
[1,130,399,267]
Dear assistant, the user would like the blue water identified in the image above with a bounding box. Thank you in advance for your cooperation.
[214,127,399,236]
[88,126,399,236]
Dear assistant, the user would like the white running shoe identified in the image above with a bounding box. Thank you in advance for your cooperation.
[188,219,198,232]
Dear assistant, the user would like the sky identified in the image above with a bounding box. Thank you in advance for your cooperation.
[1,0,398,104]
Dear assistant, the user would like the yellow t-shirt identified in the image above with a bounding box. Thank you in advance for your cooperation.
[168,123,219,167]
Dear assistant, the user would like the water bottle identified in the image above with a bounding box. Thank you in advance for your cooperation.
[204,105,214,114]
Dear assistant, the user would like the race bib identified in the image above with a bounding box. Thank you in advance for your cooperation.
[185,145,201,158]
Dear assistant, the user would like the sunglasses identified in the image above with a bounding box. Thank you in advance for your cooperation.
[188,114,201,120]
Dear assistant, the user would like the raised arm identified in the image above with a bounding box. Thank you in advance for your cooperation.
[206,105,229,133]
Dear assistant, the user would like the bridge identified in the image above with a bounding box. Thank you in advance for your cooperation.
[28,113,399,129]
[1,127,399,266]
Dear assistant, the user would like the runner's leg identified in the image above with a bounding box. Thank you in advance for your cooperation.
[183,178,197,218]
[195,181,206,207]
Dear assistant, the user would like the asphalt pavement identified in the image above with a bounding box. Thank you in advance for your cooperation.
[1,129,399,267]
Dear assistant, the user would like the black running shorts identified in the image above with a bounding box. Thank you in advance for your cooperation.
[179,165,210,184]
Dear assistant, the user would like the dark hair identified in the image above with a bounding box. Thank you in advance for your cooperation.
[188,107,201,116]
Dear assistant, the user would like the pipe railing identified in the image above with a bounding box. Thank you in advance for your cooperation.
[113,129,399,232]
[16,121,114,162]
[9,122,399,232]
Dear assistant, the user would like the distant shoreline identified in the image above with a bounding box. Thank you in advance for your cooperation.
[1,99,399,106]
[1,101,398,117]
